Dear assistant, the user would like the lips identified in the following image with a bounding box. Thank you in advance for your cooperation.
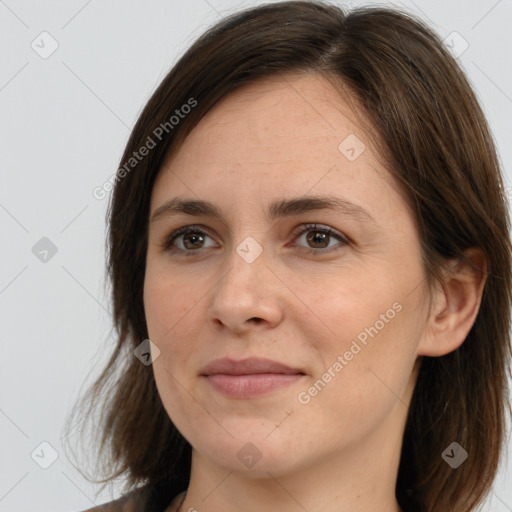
[199,357,304,376]
[200,357,306,398]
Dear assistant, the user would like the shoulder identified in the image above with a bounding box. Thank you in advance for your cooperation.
[78,488,145,512]
[76,480,186,512]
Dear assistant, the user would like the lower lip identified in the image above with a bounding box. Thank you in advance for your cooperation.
[204,373,304,398]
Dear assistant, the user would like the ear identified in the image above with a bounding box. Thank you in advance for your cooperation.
[418,248,487,357]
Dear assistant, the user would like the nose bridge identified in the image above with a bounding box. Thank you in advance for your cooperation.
[208,233,280,329]
[220,234,267,295]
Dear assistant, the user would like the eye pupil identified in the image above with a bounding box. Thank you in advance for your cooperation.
[307,231,328,248]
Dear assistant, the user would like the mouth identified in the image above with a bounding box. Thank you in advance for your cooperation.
[199,357,306,398]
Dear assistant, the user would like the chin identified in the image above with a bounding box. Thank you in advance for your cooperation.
[190,428,311,478]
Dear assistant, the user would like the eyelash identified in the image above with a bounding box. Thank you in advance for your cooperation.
[160,223,349,257]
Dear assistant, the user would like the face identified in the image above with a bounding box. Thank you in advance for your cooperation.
[144,72,430,479]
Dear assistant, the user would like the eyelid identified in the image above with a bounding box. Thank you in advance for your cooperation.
[291,223,348,242]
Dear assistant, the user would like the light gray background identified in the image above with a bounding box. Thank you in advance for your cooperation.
[1,1,511,511]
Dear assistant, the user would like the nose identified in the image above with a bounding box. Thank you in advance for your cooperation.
[207,238,284,334]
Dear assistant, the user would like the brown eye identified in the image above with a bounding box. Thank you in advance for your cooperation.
[162,226,216,253]
[306,230,329,249]
[161,223,348,257]
[182,231,205,250]
[292,224,348,255]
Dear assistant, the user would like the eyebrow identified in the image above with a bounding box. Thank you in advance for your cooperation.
[150,195,377,226]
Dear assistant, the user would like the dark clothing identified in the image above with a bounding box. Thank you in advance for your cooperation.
[79,479,188,512]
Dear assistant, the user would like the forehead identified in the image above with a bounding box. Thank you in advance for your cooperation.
[151,72,406,224]
[173,72,365,165]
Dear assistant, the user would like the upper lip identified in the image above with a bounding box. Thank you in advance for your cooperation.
[200,357,304,376]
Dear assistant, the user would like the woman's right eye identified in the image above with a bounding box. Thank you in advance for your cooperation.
[161,225,216,254]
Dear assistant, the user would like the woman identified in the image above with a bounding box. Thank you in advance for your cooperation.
[64,1,512,511]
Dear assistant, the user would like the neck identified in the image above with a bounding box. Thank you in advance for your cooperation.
[178,408,407,512]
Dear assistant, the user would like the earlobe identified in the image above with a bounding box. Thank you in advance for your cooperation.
[418,248,487,357]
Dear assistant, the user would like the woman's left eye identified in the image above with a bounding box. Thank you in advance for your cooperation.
[161,223,349,256]
[291,223,349,254]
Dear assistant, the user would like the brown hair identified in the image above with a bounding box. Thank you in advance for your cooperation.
[63,2,512,511]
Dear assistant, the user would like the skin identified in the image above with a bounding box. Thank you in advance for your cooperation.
[143,71,487,512]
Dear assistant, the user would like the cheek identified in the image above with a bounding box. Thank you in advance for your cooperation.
[296,309,417,442]
[300,271,422,402]
[290,270,403,352]
[144,270,203,429]
[143,266,209,399]
[143,266,198,341]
